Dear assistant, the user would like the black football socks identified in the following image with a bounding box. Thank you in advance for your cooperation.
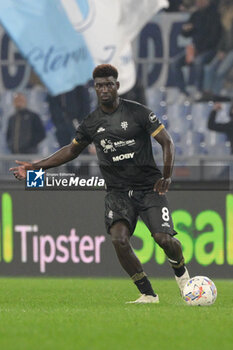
[131,271,157,297]
[168,258,186,277]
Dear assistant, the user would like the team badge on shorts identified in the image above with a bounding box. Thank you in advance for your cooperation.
[148,112,158,123]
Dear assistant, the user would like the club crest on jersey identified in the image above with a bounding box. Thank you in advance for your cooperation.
[100,139,116,153]
[148,112,158,123]
[97,127,106,133]
[121,121,128,130]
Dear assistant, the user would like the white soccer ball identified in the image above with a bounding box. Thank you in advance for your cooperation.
[183,276,217,306]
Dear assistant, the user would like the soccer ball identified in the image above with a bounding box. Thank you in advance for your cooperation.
[183,276,217,306]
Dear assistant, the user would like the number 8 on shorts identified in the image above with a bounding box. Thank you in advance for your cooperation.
[162,207,170,221]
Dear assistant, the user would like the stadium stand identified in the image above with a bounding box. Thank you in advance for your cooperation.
[0,6,232,183]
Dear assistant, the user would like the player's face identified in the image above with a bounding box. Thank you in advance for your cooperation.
[94,76,119,106]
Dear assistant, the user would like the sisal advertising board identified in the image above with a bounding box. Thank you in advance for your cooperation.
[0,190,232,277]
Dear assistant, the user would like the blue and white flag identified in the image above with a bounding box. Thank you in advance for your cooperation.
[61,0,169,94]
[0,0,168,95]
[0,0,95,95]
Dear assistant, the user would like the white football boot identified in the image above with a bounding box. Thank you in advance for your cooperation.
[126,294,159,304]
[175,267,190,296]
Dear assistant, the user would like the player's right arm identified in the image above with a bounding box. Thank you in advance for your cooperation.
[153,128,174,195]
[9,140,87,180]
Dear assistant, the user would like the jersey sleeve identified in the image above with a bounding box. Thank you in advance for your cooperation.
[139,106,164,137]
[72,120,92,146]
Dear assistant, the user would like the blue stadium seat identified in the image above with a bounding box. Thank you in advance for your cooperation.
[167,103,193,133]
[156,101,167,120]
[180,130,194,146]
[169,131,181,143]
[216,103,231,122]
[39,130,59,155]
[205,130,228,148]
[205,143,231,156]
[147,88,165,113]
[191,102,212,132]
[215,133,228,143]
[161,114,169,129]
[175,145,183,155]
[192,131,205,144]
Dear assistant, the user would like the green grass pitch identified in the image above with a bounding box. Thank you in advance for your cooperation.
[0,278,232,350]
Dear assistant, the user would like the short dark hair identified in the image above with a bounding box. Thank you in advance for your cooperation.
[92,64,118,80]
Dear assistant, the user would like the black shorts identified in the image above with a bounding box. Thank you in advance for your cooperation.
[105,190,177,236]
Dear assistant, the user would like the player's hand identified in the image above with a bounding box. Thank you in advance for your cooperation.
[213,103,222,111]
[9,160,33,180]
[153,177,171,195]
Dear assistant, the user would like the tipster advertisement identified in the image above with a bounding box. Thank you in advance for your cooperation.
[0,190,232,277]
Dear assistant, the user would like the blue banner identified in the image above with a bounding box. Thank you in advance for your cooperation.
[0,0,94,95]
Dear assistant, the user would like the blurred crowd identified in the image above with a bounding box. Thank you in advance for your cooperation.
[166,0,199,12]
[1,0,233,157]
[166,0,223,13]
[169,0,233,103]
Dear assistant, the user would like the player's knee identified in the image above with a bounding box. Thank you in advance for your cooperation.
[111,227,130,250]
[153,233,173,250]
[111,235,130,250]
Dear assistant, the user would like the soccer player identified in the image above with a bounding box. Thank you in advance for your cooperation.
[10,64,190,304]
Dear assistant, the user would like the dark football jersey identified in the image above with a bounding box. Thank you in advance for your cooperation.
[74,99,164,190]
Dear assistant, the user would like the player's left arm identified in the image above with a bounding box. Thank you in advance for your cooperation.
[153,128,175,195]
